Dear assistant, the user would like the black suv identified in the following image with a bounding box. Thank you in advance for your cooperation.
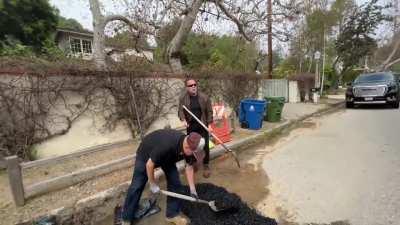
[345,72,400,108]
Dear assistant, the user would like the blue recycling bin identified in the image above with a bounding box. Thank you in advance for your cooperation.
[239,99,267,130]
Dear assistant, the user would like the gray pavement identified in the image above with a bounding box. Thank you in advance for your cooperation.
[282,103,327,121]
[263,105,400,225]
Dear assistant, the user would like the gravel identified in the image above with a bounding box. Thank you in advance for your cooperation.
[181,183,277,225]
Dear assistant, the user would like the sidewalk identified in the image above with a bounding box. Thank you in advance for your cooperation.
[0,99,344,225]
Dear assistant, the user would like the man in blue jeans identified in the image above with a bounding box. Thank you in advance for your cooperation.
[121,129,205,225]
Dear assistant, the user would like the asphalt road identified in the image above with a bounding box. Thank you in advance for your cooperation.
[263,106,400,225]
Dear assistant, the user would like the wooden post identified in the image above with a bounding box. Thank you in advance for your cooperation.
[0,152,6,169]
[6,156,25,206]
[230,114,236,133]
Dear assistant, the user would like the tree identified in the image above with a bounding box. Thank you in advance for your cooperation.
[89,0,300,71]
[335,0,388,81]
[106,30,149,51]
[57,15,85,31]
[165,0,301,73]
[287,0,356,75]
[88,0,154,69]
[377,32,400,71]
[154,18,181,64]
[0,0,58,51]
[159,32,258,72]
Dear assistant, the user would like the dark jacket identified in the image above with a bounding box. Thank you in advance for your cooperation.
[178,91,213,125]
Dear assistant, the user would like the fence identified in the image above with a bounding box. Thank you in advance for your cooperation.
[259,79,289,102]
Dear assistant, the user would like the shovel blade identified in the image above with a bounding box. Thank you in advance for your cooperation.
[209,201,230,212]
[208,201,218,212]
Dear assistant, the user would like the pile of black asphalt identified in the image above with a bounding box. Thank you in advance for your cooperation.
[181,183,277,225]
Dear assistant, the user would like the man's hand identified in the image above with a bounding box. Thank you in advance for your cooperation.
[208,124,213,132]
[190,188,199,200]
[149,182,160,194]
[183,120,188,128]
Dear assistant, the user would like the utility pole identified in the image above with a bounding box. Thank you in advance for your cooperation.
[320,29,326,96]
[395,0,399,32]
[267,0,273,78]
[314,51,321,103]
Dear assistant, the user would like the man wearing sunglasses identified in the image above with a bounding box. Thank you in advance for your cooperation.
[121,129,205,225]
[178,78,213,178]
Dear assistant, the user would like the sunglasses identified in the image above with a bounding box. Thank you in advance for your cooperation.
[187,83,197,87]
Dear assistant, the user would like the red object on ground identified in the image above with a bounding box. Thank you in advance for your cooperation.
[210,116,231,144]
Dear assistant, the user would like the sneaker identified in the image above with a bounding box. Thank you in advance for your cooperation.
[114,205,132,225]
[203,164,211,178]
[165,215,188,225]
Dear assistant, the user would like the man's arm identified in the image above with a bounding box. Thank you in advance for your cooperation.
[185,164,196,194]
[178,94,186,122]
[146,158,156,184]
[206,96,213,125]
[146,158,161,193]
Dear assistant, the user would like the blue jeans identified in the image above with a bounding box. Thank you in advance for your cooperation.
[122,158,183,222]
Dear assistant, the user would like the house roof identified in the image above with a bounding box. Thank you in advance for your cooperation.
[55,28,94,41]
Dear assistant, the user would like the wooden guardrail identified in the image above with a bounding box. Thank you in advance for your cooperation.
[21,139,135,169]
[0,158,5,169]
[5,116,236,206]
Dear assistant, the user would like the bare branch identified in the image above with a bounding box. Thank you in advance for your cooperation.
[213,0,252,41]
[384,57,400,70]
[379,34,400,71]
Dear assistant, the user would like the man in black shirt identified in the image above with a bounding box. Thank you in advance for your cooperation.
[121,129,205,225]
[178,78,213,178]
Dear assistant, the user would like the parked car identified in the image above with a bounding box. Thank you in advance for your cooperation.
[345,72,400,108]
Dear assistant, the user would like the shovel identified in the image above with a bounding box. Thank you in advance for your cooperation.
[182,105,241,168]
[160,190,228,212]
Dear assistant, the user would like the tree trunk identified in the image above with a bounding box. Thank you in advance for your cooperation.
[307,56,313,73]
[89,0,150,70]
[89,0,107,70]
[166,0,204,73]
[378,34,400,71]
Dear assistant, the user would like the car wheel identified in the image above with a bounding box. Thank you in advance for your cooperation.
[346,102,354,108]
[392,101,399,109]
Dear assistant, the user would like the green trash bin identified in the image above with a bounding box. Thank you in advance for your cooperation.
[264,97,285,122]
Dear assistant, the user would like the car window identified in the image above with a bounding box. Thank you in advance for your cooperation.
[354,73,394,83]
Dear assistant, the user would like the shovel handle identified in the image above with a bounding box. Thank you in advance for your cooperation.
[182,105,241,168]
[160,190,209,204]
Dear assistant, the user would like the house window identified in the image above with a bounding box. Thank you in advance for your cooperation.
[70,38,92,54]
[70,38,82,54]
[82,40,92,54]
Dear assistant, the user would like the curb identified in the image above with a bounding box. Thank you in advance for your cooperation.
[19,101,345,225]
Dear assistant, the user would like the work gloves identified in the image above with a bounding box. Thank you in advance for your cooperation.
[149,182,160,194]
[190,188,199,200]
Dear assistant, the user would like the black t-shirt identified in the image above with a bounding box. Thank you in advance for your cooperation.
[187,95,203,131]
[136,129,197,167]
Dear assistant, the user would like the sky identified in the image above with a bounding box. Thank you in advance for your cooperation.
[50,0,93,30]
